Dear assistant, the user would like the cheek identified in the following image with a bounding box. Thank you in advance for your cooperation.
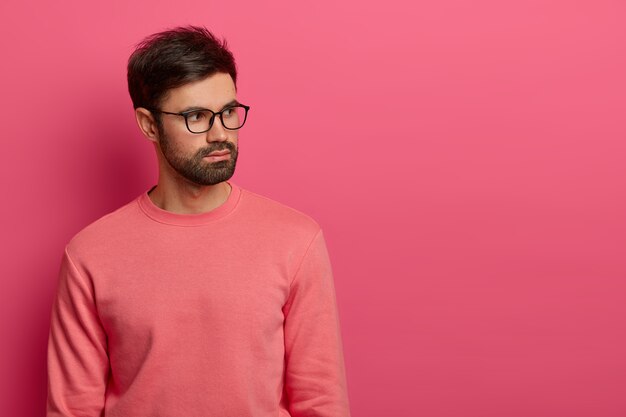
[166,135,202,157]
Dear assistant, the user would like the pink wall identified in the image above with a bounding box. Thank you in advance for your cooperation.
[1,1,625,416]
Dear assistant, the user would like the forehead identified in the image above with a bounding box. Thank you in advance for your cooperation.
[161,72,236,111]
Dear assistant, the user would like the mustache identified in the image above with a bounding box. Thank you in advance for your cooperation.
[197,142,237,158]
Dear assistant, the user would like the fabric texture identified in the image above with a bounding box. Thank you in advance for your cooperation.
[46,181,351,417]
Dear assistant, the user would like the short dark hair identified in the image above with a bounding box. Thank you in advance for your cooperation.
[127,25,237,111]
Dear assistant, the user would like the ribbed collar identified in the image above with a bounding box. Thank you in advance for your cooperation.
[137,181,241,226]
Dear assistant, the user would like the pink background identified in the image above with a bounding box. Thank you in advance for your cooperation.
[1,1,625,416]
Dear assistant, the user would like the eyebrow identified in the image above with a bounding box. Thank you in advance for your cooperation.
[180,99,240,113]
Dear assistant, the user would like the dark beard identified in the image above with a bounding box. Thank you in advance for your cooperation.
[159,131,238,186]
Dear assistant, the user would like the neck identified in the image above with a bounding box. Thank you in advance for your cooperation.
[148,177,231,215]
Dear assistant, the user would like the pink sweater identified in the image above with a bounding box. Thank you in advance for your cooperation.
[47,182,350,417]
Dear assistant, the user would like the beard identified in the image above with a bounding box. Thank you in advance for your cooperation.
[158,129,238,186]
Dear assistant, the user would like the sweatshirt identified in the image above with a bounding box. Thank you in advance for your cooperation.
[46,181,351,417]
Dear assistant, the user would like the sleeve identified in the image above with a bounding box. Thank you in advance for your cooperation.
[46,248,110,417]
[282,228,351,417]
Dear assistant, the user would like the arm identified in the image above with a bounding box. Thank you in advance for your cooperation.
[283,229,351,417]
[47,248,109,417]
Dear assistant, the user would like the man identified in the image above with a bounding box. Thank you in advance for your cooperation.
[47,26,351,417]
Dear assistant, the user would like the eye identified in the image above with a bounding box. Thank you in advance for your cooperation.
[222,107,234,118]
[187,111,207,122]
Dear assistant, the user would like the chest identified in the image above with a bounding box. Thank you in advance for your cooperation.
[91,240,292,347]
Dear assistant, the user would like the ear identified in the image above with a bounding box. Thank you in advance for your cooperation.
[135,107,159,143]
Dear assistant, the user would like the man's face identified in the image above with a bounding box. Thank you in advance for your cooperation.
[156,72,239,186]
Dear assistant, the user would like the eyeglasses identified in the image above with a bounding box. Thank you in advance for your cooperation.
[149,104,250,134]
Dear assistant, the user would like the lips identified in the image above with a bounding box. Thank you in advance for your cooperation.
[203,149,231,162]
[207,150,230,156]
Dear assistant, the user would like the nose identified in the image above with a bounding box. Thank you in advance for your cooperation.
[206,115,228,143]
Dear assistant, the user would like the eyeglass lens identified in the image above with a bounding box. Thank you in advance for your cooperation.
[186,106,247,133]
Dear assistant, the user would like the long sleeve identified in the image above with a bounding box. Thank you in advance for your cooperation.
[282,229,351,417]
[47,248,110,417]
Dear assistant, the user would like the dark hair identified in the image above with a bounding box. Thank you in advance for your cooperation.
[127,25,237,111]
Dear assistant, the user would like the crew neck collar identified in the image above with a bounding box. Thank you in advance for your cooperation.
[137,181,241,226]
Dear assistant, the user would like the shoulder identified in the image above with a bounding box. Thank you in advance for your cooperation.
[66,196,142,257]
[238,187,322,237]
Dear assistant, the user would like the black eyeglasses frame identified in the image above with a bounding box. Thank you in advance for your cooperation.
[148,104,250,134]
